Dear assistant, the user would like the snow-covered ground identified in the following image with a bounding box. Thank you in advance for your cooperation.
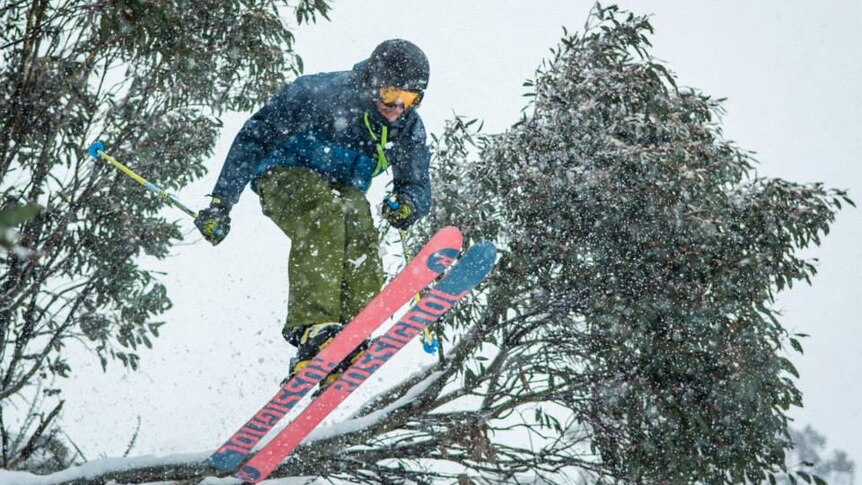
[5,1,859,483]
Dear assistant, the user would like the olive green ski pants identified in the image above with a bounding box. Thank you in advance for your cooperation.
[254,166,384,334]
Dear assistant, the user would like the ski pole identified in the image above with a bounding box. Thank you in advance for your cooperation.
[86,141,198,219]
[385,196,422,306]
[386,205,440,355]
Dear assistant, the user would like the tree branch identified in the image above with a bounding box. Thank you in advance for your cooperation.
[6,399,64,469]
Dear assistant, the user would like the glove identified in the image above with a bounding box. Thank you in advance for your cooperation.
[195,196,232,245]
[382,194,418,230]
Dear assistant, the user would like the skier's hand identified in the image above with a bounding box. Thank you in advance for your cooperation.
[195,196,232,245]
[383,193,418,230]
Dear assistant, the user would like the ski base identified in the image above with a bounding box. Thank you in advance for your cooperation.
[235,241,497,483]
[206,226,463,471]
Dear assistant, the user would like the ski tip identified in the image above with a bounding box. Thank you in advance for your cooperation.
[206,451,244,472]
[437,226,463,242]
[417,227,464,272]
[466,241,498,268]
[434,241,497,294]
[427,247,460,273]
[474,240,497,256]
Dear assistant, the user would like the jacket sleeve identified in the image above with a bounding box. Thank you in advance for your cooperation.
[391,118,432,218]
[212,80,309,206]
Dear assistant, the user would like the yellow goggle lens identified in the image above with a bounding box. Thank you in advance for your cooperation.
[378,86,420,109]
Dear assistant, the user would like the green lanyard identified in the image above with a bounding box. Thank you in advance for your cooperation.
[364,111,389,177]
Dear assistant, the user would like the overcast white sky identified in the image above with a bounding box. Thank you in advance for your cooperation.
[51,0,861,477]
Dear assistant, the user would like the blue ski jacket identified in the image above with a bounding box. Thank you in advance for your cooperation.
[211,60,432,218]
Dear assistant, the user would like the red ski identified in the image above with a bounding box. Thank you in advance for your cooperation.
[235,241,497,483]
[206,226,462,471]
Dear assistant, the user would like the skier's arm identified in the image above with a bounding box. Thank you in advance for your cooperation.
[390,120,432,218]
[211,81,308,207]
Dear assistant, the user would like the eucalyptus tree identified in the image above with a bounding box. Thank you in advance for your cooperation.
[344,5,849,484]
[775,426,855,485]
[5,4,852,484]
[0,0,330,471]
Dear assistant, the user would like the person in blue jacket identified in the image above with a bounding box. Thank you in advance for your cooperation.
[195,39,432,382]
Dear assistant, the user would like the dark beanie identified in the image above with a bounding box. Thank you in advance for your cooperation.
[363,39,429,92]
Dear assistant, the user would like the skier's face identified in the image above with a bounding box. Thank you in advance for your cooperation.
[374,100,405,123]
[378,86,420,109]
[373,85,420,122]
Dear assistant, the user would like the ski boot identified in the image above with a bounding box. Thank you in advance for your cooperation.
[284,322,368,389]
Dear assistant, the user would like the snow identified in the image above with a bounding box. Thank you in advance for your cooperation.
[0,370,447,484]
[347,254,368,268]
[0,453,209,485]
[0,463,319,485]
[305,371,444,444]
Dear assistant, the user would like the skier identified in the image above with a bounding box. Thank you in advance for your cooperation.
[194,39,432,384]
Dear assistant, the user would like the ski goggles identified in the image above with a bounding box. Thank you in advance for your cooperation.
[378,86,421,109]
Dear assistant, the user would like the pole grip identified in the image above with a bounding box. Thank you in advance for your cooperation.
[385,196,400,210]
